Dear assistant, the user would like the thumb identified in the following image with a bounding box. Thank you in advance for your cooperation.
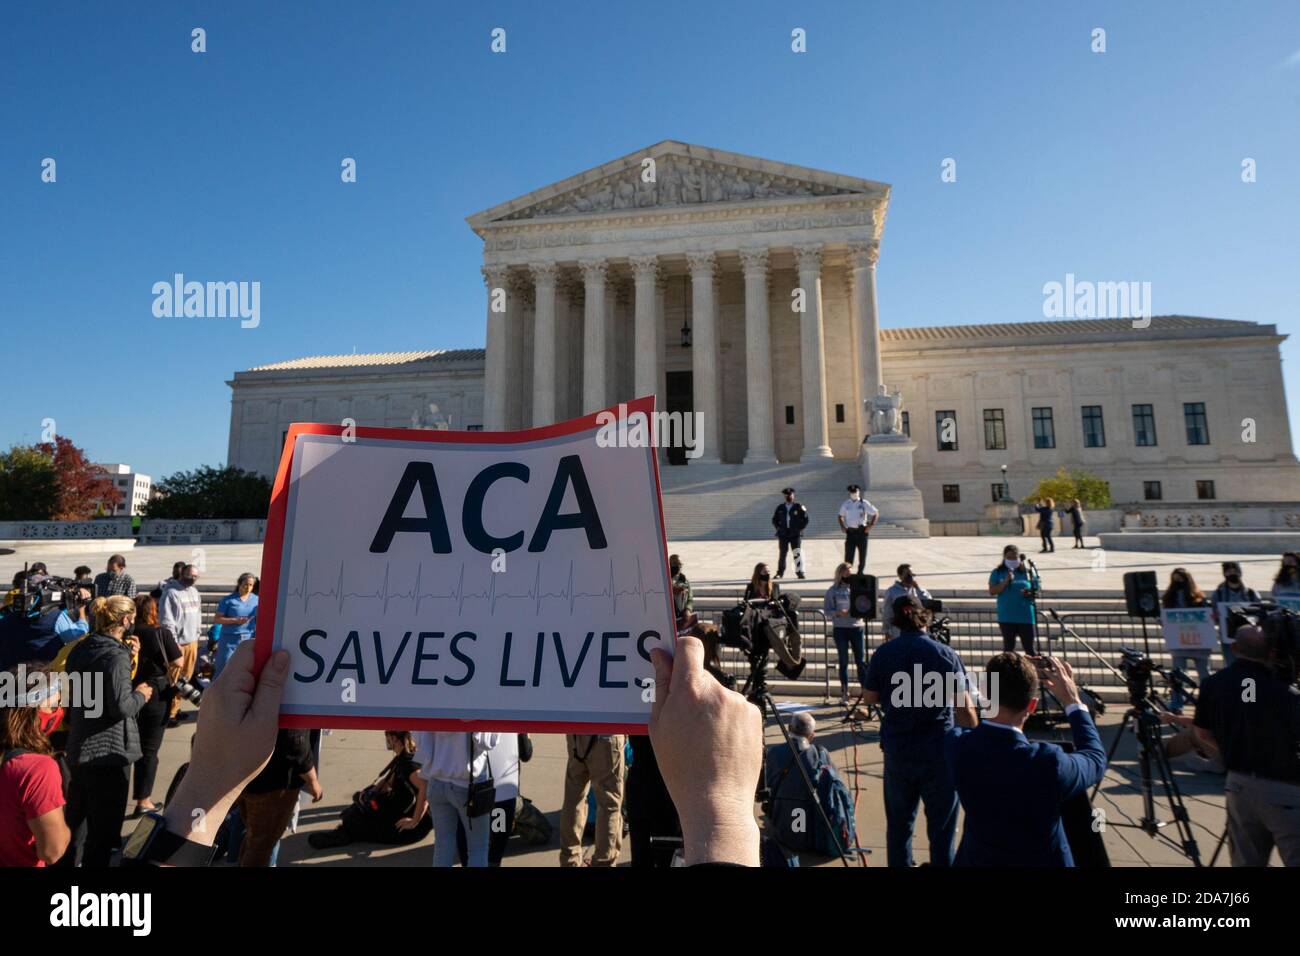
[250,650,290,727]
[649,647,673,727]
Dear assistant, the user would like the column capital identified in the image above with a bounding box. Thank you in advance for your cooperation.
[557,273,583,299]
[481,265,510,288]
[578,258,608,283]
[629,254,659,281]
[847,240,880,269]
[794,243,823,273]
[528,261,559,286]
[739,247,770,277]
[686,250,717,278]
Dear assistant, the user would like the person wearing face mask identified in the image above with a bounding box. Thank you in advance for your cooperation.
[771,488,809,580]
[158,564,202,724]
[668,555,693,630]
[1272,552,1300,601]
[0,664,70,866]
[213,573,259,679]
[838,484,879,575]
[1161,568,1212,713]
[743,563,805,679]
[881,563,934,641]
[62,595,155,866]
[1211,562,1261,666]
[988,545,1041,654]
[825,563,869,704]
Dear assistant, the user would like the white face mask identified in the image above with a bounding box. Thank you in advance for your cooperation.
[1005,558,1021,570]
[850,493,861,501]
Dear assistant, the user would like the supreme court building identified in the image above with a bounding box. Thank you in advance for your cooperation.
[227,142,1300,536]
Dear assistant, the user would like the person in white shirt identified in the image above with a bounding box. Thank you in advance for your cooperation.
[158,564,203,723]
[838,484,879,575]
[399,731,500,866]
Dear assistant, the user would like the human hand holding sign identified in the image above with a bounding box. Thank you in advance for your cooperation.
[163,640,290,846]
[649,635,762,866]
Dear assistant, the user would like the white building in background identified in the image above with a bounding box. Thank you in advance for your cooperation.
[94,463,152,516]
[225,142,1300,533]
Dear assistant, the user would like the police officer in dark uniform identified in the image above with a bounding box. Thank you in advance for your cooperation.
[771,487,809,579]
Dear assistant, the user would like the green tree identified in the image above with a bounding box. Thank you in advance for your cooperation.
[1022,468,1111,509]
[0,445,59,520]
[142,465,272,519]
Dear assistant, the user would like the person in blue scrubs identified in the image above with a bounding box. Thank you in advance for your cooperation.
[213,573,259,679]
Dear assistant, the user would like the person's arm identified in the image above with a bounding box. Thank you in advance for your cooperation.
[396,774,429,831]
[861,647,884,705]
[649,635,761,866]
[682,577,693,611]
[954,689,978,728]
[125,577,137,599]
[158,590,179,632]
[28,808,71,865]
[988,570,1007,597]
[102,650,150,722]
[865,506,879,531]
[300,766,323,803]
[837,506,847,532]
[1040,658,1106,797]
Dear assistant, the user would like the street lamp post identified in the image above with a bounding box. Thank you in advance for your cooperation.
[1000,464,1011,502]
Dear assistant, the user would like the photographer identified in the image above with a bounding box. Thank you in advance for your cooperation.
[863,595,976,867]
[63,595,154,866]
[988,545,1040,654]
[743,563,805,680]
[881,563,933,640]
[945,653,1106,867]
[1193,624,1300,865]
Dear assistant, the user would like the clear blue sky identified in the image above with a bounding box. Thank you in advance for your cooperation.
[3,1,1298,481]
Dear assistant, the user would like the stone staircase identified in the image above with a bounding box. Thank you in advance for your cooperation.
[660,458,924,541]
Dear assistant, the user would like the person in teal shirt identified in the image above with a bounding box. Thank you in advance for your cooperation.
[213,573,259,678]
[988,544,1040,654]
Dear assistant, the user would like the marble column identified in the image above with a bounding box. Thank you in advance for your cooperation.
[849,241,883,428]
[553,275,576,423]
[687,251,721,464]
[631,256,659,403]
[530,262,558,427]
[481,265,510,431]
[794,244,833,459]
[506,273,531,429]
[579,259,608,414]
[740,248,777,463]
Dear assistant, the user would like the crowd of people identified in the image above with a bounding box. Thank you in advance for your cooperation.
[1,548,1297,869]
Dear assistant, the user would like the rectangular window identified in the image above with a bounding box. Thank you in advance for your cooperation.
[900,411,910,437]
[942,484,960,503]
[1031,407,1056,449]
[1196,480,1216,500]
[1081,405,1106,448]
[1132,404,1157,447]
[835,403,845,424]
[1184,402,1210,445]
[991,483,1006,503]
[982,408,1006,450]
[466,425,484,432]
[785,405,795,425]
[936,410,958,451]
[1143,480,1162,501]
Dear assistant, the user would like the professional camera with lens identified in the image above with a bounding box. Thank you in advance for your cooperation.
[1117,646,1159,705]
[0,574,94,669]
[719,592,803,697]
[921,598,951,645]
[1223,602,1300,684]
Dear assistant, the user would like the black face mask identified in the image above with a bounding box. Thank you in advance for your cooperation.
[181,576,197,588]
[759,572,771,582]
[670,564,680,577]
[1227,575,1241,586]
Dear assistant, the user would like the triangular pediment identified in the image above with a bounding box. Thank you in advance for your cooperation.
[467,140,888,229]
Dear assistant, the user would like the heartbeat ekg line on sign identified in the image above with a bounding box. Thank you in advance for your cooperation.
[284,557,666,618]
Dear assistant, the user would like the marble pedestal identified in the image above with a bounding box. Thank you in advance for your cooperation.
[981,501,1024,535]
[858,436,929,536]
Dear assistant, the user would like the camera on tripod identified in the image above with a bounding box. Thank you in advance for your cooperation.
[1222,602,1300,684]
[719,593,804,698]
[921,597,951,645]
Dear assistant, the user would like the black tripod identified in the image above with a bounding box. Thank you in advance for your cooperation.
[741,651,856,867]
[1093,681,1203,866]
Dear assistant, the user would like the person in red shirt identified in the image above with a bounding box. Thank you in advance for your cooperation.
[0,664,70,866]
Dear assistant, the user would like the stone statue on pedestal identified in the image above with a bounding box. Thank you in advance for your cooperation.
[866,384,904,440]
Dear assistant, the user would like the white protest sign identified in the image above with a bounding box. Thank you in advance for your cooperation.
[255,397,675,733]
[1159,606,1217,653]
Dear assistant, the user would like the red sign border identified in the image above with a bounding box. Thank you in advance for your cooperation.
[254,395,672,735]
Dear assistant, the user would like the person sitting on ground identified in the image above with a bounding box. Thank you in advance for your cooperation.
[308,731,430,850]
[93,555,137,599]
[132,630,764,868]
[945,653,1106,867]
[0,664,71,867]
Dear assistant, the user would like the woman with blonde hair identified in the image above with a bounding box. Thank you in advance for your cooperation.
[62,594,155,866]
[1035,497,1057,553]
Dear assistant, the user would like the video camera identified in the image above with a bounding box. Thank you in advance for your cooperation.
[1222,601,1300,684]
[9,574,91,618]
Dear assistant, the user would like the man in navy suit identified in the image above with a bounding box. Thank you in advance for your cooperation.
[945,652,1106,866]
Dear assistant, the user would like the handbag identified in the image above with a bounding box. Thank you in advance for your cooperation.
[464,734,496,818]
